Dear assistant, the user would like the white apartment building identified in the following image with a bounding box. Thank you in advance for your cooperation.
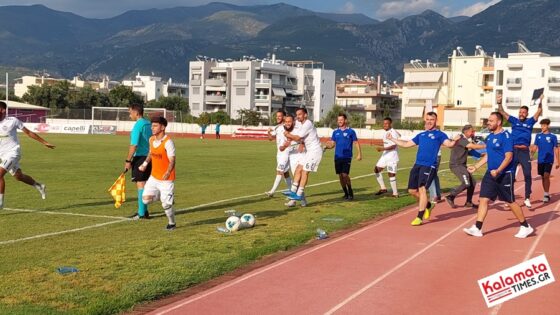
[335,77,400,127]
[447,47,495,126]
[14,75,118,98]
[494,51,560,128]
[401,60,449,125]
[122,73,188,102]
[188,56,335,121]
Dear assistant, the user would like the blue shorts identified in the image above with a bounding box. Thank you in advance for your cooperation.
[407,164,436,190]
[480,172,514,203]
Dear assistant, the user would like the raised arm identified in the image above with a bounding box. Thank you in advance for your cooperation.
[533,94,544,120]
[22,127,55,149]
[496,94,510,121]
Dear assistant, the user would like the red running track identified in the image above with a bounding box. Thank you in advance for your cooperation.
[146,163,560,315]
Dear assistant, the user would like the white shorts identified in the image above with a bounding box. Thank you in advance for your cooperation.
[289,152,304,176]
[0,153,21,176]
[299,149,323,173]
[376,155,399,174]
[143,176,175,206]
[276,151,290,173]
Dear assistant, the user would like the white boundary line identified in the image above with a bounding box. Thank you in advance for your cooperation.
[489,202,559,315]
[2,207,130,220]
[0,219,128,246]
[153,206,419,314]
[323,175,533,314]
[324,215,475,314]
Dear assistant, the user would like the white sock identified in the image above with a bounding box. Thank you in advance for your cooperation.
[375,173,386,190]
[297,187,305,196]
[165,207,175,225]
[291,183,299,193]
[270,175,283,193]
[389,177,398,195]
[544,192,549,197]
[0,194,3,208]
[285,176,292,189]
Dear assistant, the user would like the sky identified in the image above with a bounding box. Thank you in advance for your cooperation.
[0,0,502,20]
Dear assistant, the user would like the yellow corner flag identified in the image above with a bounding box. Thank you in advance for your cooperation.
[108,172,126,208]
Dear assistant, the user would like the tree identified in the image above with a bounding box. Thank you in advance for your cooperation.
[0,92,21,102]
[236,109,262,126]
[147,96,189,113]
[348,112,366,128]
[22,81,71,109]
[69,86,110,109]
[209,111,230,124]
[319,105,345,129]
[109,85,144,107]
[196,112,210,126]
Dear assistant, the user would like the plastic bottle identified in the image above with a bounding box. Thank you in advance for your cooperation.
[57,267,78,274]
[316,228,328,240]
[216,226,230,233]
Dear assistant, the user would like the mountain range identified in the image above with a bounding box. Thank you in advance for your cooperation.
[0,0,558,82]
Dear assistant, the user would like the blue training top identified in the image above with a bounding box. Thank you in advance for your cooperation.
[411,129,448,167]
[331,128,358,160]
[534,132,558,164]
[508,116,536,146]
[486,130,514,173]
[130,117,152,156]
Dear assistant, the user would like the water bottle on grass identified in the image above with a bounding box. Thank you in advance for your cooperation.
[316,228,328,240]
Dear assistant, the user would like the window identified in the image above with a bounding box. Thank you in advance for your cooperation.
[191,73,201,80]
[192,87,200,95]
[457,100,462,106]
[236,88,245,96]
[542,69,545,77]
[192,103,200,110]
[497,70,504,86]
[236,71,246,80]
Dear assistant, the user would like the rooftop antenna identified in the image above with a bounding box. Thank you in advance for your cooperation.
[516,40,531,53]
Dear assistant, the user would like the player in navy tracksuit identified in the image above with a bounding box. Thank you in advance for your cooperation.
[463,112,533,238]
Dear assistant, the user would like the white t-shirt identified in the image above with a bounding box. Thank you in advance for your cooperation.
[152,135,176,158]
[271,124,288,151]
[382,128,400,161]
[0,117,24,155]
[296,119,322,152]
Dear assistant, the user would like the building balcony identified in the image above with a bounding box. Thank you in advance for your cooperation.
[505,97,522,108]
[548,77,560,88]
[206,95,226,103]
[255,95,270,102]
[206,78,225,86]
[190,79,201,86]
[506,78,522,88]
[482,85,493,91]
[547,97,560,108]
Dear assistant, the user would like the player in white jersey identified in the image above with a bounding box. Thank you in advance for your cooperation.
[0,101,54,209]
[374,117,400,197]
[265,110,292,197]
[284,107,323,203]
[281,114,307,207]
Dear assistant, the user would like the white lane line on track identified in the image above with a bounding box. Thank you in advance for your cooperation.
[2,207,130,220]
[150,207,420,314]
[323,215,475,315]
[489,201,559,315]
[325,175,530,314]
[0,219,128,246]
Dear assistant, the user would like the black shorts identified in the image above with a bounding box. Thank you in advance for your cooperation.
[538,163,553,176]
[334,158,352,174]
[479,172,514,203]
[131,156,151,182]
[408,164,436,190]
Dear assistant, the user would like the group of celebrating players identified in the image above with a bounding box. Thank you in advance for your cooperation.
[265,93,559,239]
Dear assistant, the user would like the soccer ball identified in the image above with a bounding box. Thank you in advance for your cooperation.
[225,216,241,232]
[239,213,256,229]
